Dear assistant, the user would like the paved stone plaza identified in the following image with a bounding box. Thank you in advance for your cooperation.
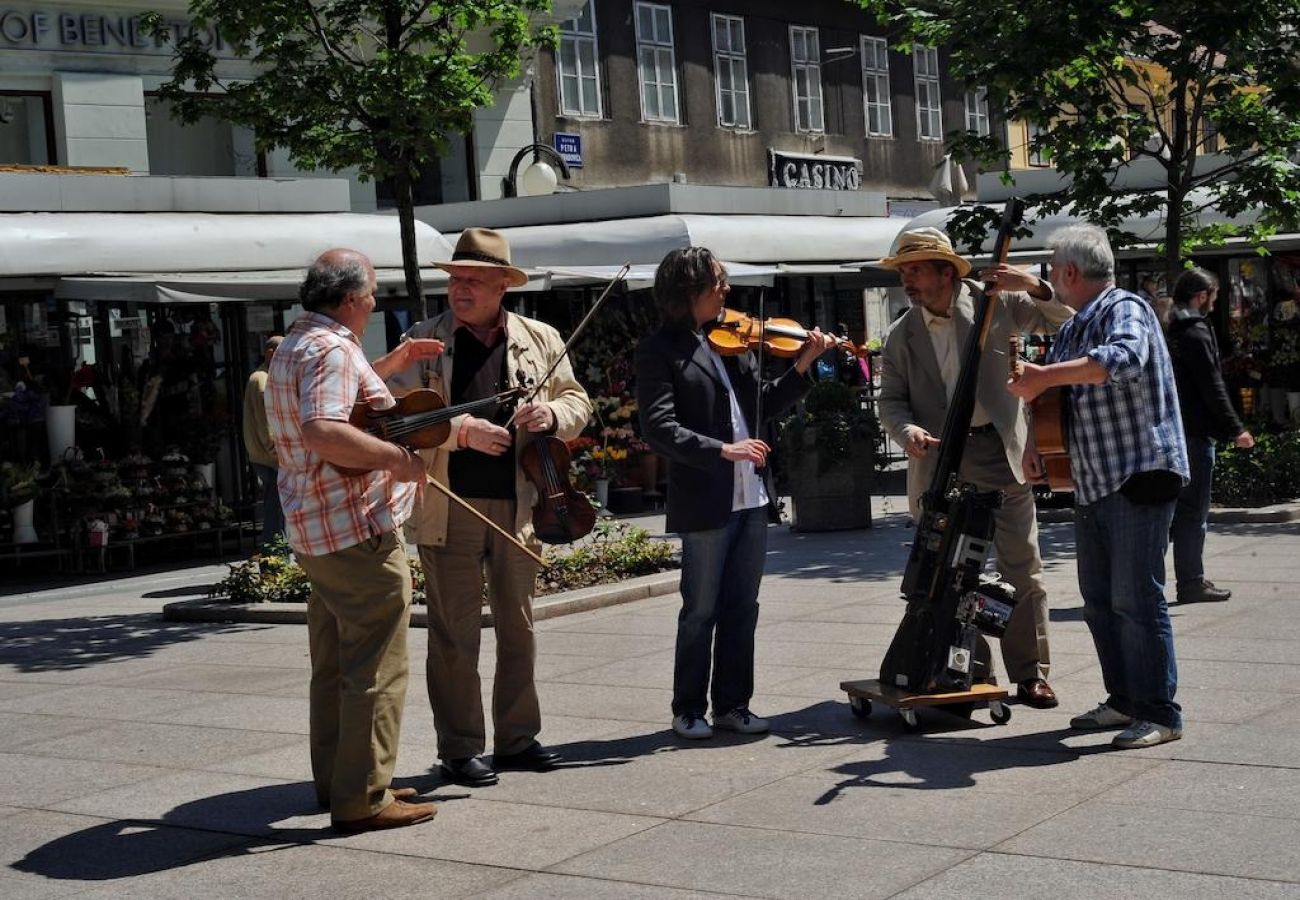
[2,497,1298,898]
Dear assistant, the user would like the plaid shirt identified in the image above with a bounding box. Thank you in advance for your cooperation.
[1048,286,1189,505]
[266,312,414,557]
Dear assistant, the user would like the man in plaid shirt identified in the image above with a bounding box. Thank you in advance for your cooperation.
[267,248,443,832]
[1008,225,1189,751]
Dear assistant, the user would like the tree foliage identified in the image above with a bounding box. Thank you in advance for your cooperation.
[854,1,1300,277]
[144,1,554,309]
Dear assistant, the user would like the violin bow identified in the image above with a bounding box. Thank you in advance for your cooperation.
[424,475,546,566]
[506,263,632,428]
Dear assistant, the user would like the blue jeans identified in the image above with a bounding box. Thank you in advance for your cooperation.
[673,507,768,718]
[1171,435,1215,588]
[1075,491,1182,729]
[252,463,285,548]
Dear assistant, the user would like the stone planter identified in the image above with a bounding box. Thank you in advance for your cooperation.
[784,429,874,532]
[12,498,38,544]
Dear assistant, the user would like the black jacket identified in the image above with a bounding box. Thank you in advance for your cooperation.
[635,324,812,533]
[1167,307,1244,441]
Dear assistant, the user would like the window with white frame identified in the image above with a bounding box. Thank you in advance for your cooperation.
[635,2,679,124]
[1025,121,1049,166]
[914,46,942,140]
[789,25,824,133]
[557,1,602,118]
[861,35,892,137]
[1201,112,1220,153]
[712,13,751,129]
[964,87,989,136]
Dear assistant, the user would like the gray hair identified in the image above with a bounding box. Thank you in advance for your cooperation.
[1047,224,1115,281]
[299,253,371,312]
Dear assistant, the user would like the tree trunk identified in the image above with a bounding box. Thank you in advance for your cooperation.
[393,165,427,319]
[1164,185,1184,286]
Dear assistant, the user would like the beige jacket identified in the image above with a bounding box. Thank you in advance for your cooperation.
[386,310,592,548]
[242,367,278,468]
[877,279,1073,517]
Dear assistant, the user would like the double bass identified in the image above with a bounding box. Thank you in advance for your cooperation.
[1008,335,1073,492]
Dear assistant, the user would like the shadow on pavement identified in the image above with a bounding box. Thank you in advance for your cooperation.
[544,726,768,772]
[0,613,262,672]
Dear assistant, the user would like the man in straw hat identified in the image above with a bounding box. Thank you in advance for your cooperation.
[387,228,592,787]
[875,226,1072,710]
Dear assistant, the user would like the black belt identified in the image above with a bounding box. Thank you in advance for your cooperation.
[969,423,997,435]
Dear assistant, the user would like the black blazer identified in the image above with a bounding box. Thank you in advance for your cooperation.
[1167,307,1243,441]
[635,325,812,533]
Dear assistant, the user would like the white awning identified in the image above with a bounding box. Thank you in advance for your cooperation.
[479,214,909,269]
[0,212,454,277]
[539,262,781,290]
[53,268,454,303]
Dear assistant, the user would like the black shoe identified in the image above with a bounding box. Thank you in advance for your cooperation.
[493,741,562,772]
[1178,580,1231,603]
[440,756,499,787]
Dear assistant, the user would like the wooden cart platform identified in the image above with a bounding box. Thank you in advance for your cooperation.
[840,678,1012,730]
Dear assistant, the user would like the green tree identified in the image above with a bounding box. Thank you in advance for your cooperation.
[145,1,554,313]
[854,1,1300,278]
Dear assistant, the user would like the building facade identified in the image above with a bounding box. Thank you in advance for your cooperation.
[532,0,996,205]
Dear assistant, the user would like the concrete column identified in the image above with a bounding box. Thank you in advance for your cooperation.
[51,72,149,173]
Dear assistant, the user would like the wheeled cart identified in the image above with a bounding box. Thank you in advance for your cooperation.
[840,678,1012,731]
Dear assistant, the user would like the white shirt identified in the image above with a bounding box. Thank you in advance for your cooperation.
[920,305,991,428]
[704,341,770,512]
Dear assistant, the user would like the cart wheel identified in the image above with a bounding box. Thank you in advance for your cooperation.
[989,701,1012,725]
[899,707,920,731]
[849,696,872,720]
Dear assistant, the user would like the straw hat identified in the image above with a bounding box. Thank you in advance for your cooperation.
[436,227,529,288]
[877,226,972,278]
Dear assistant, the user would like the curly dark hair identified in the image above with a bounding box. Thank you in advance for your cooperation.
[653,246,724,329]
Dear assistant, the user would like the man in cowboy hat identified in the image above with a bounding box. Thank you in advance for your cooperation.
[387,227,592,787]
[876,226,1072,710]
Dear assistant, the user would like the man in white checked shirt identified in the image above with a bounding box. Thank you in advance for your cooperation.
[876,227,1072,711]
[267,248,442,833]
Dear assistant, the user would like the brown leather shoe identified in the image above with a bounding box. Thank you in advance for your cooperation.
[1017,679,1059,709]
[331,798,437,833]
[318,786,419,810]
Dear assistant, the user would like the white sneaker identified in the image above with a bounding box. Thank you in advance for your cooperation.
[1069,702,1134,731]
[1112,720,1183,750]
[712,707,770,735]
[672,714,713,739]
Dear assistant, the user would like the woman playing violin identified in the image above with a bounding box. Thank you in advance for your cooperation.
[635,246,834,741]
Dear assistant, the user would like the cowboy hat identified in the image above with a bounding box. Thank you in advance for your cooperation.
[436,227,530,288]
[876,226,972,278]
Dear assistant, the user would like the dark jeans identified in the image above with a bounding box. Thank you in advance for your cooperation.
[252,463,285,548]
[672,506,768,718]
[1075,491,1182,729]
[1171,435,1215,588]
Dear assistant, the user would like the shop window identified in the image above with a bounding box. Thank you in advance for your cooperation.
[558,0,602,118]
[635,2,679,124]
[790,25,824,133]
[712,13,751,130]
[861,36,892,138]
[914,46,942,141]
[145,96,255,177]
[0,93,54,165]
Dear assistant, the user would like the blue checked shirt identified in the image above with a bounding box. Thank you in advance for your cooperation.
[1047,286,1189,506]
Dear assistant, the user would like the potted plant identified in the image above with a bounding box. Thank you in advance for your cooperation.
[0,460,42,544]
[778,381,880,532]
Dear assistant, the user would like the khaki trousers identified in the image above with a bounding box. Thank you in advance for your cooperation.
[298,530,411,821]
[419,498,542,761]
[956,431,1052,683]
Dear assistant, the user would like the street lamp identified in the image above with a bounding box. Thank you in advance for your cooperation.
[502,143,572,198]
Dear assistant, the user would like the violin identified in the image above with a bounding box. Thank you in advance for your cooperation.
[706,308,866,358]
[335,386,524,477]
[520,436,597,544]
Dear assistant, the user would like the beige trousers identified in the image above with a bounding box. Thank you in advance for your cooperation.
[419,498,542,761]
[298,530,411,821]
[956,431,1052,683]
